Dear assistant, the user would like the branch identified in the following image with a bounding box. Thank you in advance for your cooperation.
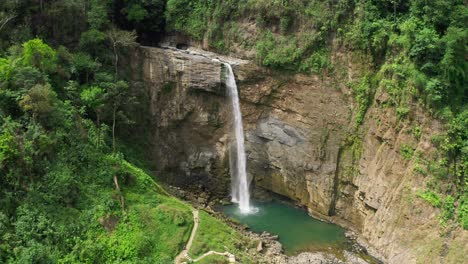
[0,14,16,33]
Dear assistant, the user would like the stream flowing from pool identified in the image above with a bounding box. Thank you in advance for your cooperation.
[223,200,348,255]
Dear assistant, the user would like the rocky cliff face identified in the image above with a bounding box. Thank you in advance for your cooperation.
[128,46,466,263]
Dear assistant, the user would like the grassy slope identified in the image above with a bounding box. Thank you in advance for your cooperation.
[56,159,253,264]
[190,210,257,263]
[52,159,191,263]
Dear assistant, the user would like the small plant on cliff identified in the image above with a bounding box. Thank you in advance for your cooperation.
[300,48,332,75]
[350,75,374,126]
[417,190,442,208]
[412,125,422,140]
[396,106,410,119]
[413,163,427,176]
[163,82,175,94]
[255,31,303,71]
[458,193,468,230]
[440,195,455,225]
[400,144,415,160]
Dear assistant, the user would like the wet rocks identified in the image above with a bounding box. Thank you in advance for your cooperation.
[260,231,279,240]
[343,251,371,264]
[287,252,344,264]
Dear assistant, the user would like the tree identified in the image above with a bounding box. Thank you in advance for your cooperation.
[80,86,105,147]
[21,39,57,74]
[0,130,17,170]
[106,28,137,79]
[120,0,166,38]
[72,52,101,84]
[79,29,107,57]
[440,26,467,104]
[0,57,13,82]
[19,84,56,123]
[87,0,110,30]
[106,80,134,152]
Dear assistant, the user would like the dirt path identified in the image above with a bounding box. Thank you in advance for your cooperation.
[174,210,199,264]
[174,209,236,263]
[192,250,236,263]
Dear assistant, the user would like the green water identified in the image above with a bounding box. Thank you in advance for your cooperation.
[222,200,348,255]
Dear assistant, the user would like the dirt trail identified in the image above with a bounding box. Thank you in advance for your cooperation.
[174,210,199,264]
[174,209,236,263]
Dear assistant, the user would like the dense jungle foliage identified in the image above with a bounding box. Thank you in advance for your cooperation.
[0,0,466,262]
[0,1,258,262]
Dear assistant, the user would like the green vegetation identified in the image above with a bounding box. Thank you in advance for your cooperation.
[440,195,455,225]
[349,75,374,126]
[58,160,194,264]
[255,31,332,74]
[459,193,468,229]
[412,125,422,140]
[0,1,467,262]
[0,32,197,261]
[400,144,415,160]
[0,1,257,262]
[197,254,230,264]
[163,81,175,94]
[417,190,442,208]
[190,210,254,263]
[413,163,427,176]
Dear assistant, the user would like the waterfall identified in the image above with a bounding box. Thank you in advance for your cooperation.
[224,63,256,214]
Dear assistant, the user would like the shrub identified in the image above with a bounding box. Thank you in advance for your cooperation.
[396,106,410,119]
[300,49,332,74]
[162,82,175,94]
[458,194,468,229]
[440,195,455,224]
[255,31,303,70]
[417,190,442,208]
[413,163,427,176]
[412,125,422,140]
[400,144,415,160]
[350,75,373,126]
[165,0,208,40]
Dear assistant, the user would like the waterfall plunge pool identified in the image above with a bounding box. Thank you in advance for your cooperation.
[222,200,349,256]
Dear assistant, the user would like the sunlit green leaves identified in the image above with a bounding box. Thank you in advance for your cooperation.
[21,39,57,74]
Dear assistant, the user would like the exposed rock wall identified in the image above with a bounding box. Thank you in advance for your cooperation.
[128,46,467,264]
[130,47,231,195]
[131,46,350,215]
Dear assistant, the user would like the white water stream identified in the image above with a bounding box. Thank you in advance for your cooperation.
[224,63,256,214]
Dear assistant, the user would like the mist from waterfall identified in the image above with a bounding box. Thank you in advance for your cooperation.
[224,63,256,214]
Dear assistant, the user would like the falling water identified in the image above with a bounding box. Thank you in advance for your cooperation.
[224,63,255,214]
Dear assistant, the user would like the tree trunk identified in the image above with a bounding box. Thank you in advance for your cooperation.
[113,175,126,214]
[112,105,116,153]
[113,44,118,80]
[96,112,101,148]
[113,175,120,192]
